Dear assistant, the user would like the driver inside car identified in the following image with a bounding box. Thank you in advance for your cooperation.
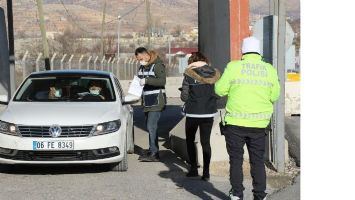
[81,80,106,101]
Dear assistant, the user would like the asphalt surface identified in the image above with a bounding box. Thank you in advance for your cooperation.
[285,116,301,166]
[268,175,300,200]
[0,101,300,200]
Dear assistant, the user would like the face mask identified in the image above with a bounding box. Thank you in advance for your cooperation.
[90,89,100,95]
[140,61,148,66]
[54,89,62,98]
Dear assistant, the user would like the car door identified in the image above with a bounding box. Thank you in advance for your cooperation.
[113,76,134,153]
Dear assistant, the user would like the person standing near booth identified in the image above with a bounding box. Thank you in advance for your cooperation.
[135,47,167,162]
[215,37,280,200]
[180,52,220,181]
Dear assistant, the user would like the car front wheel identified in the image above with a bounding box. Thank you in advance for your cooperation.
[111,134,128,172]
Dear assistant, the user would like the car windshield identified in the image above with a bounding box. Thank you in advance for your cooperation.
[14,76,116,102]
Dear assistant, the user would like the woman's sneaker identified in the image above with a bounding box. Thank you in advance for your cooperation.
[186,169,198,177]
[230,195,241,200]
[201,173,210,181]
[229,189,241,200]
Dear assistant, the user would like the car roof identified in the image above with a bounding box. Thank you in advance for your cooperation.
[29,70,112,78]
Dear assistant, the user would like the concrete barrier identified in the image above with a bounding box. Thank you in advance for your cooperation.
[285,81,300,116]
[170,111,289,170]
[0,105,5,114]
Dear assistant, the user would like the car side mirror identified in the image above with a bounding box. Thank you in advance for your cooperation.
[123,94,140,105]
[0,95,8,105]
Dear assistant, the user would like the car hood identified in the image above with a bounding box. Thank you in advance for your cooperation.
[0,102,120,126]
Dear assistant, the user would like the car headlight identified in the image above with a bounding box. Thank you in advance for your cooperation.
[0,121,19,136]
[92,120,121,136]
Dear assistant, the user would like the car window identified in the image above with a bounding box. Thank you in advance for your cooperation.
[14,76,116,102]
[114,77,124,102]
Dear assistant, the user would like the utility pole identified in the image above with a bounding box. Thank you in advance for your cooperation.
[145,0,151,49]
[36,0,51,70]
[6,0,15,95]
[269,0,278,15]
[271,0,286,173]
[168,36,171,66]
[100,0,107,56]
[117,15,121,58]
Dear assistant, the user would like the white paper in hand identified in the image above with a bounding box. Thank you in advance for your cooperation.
[128,76,144,97]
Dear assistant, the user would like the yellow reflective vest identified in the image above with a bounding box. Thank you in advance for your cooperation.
[215,53,280,128]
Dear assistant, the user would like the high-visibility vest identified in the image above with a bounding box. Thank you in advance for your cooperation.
[215,53,281,128]
[138,64,165,107]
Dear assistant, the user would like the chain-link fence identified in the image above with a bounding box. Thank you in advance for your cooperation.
[15,51,181,87]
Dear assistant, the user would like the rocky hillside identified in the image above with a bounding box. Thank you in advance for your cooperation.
[0,0,299,37]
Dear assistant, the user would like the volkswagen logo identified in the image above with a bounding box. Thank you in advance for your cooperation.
[49,125,62,138]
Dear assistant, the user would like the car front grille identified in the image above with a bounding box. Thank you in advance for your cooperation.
[1,150,120,161]
[18,126,94,138]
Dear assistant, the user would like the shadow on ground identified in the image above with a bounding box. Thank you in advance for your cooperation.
[158,150,229,200]
[132,105,184,151]
[134,105,229,199]
[0,164,111,175]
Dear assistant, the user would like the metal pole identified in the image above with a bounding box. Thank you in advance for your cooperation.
[6,0,15,95]
[168,36,171,66]
[107,57,112,72]
[111,58,116,72]
[60,54,67,70]
[145,0,151,49]
[275,0,286,173]
[100,0,107,56]
[117,15,121,58]
[87,56,92,70]
[101,57,105,71]
[130,58,135,79]
[94,56,99,70]
[68,54,74,70]
[22,51,29,80]
[135,60,139,76]
[36,53,43,72]
[50,53,57,70]
[79,55,84,69]
[116,58,120,78]
[36,0,51,70]
[124,57,129,80]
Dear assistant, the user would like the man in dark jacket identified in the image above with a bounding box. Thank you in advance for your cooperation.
[135,47,167,162]
[180,52,220,181]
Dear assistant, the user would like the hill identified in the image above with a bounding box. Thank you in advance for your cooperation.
[0,0,299,37]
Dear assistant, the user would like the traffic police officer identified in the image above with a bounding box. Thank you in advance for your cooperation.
[215,37,280,200]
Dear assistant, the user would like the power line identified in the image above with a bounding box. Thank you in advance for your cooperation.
[57,0,95,34]
[104,1,144,24]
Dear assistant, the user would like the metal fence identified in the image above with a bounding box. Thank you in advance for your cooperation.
[15,51,181,87]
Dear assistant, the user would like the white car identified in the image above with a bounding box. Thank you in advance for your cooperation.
[0,70,138,171]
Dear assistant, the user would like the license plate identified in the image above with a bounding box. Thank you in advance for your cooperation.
[32,141,74,150]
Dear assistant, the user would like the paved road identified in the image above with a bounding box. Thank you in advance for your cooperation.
[0,104,233,200]
[285,116,300,166]
[0,102,299,200]
[268,175,300,200]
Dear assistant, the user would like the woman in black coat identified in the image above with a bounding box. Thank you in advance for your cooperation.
[180,52,220,181]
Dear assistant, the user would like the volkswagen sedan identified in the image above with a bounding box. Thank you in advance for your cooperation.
[0,70,138,171]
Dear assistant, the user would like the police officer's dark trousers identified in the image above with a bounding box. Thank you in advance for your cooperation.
[224,125,267,200]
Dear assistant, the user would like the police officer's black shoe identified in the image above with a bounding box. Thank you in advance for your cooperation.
[140,152,160,162]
